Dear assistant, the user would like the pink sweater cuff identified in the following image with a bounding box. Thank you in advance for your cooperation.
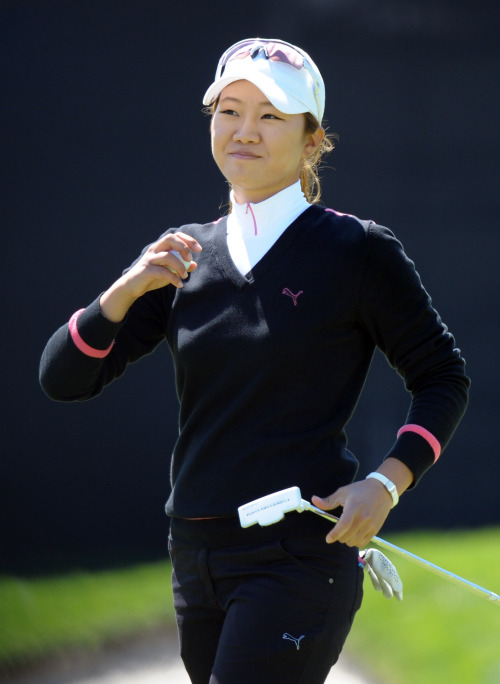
[397,424,441,463]
[69,309,114,358]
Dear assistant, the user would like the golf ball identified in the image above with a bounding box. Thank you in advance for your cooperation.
[167,250,192,273]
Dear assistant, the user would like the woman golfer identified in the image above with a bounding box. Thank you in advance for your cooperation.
[40,38,469,683]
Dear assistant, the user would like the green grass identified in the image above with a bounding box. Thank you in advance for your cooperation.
[1,529,499,682]
[0,561,174,670]
[345,527,500,684]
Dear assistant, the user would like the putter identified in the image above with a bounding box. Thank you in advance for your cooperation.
[238,486,500,605]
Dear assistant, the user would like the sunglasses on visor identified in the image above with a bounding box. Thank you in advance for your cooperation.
[217,39,306,76]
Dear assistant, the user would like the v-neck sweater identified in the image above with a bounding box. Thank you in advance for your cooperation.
[40,205,469,518]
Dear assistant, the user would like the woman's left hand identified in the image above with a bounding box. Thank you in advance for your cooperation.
[311,479,393,548]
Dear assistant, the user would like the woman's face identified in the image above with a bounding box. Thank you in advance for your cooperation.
[211,80,322,204]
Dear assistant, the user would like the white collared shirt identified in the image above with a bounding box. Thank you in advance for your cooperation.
[227,181,310,275]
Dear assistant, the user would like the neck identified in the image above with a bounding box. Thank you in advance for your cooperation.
[232,179,302,206]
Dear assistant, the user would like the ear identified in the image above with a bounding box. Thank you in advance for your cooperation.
[302,126,325,158]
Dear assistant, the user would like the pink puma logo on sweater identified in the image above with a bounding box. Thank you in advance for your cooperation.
[282,288,303,306]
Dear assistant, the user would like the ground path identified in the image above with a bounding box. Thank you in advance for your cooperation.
[7,628,376,684]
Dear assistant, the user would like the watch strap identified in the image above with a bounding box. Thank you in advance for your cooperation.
[366,472,399,508]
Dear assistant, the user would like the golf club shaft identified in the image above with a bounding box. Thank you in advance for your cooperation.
[305,502,500,605]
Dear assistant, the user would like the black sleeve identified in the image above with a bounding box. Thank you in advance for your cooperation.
[39,288,170,401]
[358,223,470,484]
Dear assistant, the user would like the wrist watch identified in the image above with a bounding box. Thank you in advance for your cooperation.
[366,472,399,508]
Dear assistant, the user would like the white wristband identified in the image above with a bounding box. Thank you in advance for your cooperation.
[366,472,399,508]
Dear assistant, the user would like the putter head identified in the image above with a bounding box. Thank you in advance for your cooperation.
[238,486,304,527]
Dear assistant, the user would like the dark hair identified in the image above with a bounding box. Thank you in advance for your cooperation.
[301,113,336,204]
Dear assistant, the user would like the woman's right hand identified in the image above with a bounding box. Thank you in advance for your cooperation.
[100,232,202,322]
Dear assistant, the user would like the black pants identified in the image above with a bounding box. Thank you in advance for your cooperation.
[169,515,363,684]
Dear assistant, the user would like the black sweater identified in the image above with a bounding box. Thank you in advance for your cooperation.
[40,206,470,517]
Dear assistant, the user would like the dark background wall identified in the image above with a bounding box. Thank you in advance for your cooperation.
[2,0,499,574]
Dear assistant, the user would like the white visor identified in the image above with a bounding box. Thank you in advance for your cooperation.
[203,38,325,123]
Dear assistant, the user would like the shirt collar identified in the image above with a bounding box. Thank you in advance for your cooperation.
[228,181,310,237]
